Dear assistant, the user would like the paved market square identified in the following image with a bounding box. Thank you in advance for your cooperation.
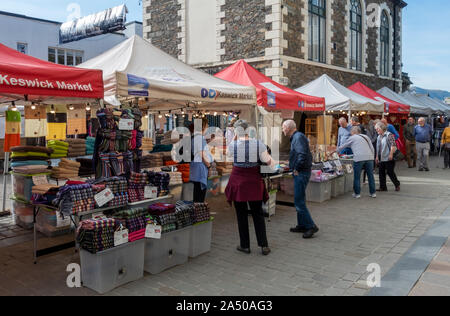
[0,156,448,296]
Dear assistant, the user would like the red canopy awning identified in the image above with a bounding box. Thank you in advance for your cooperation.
[0,43,104,101]
[215,60,325,111]
[348,82,410,114]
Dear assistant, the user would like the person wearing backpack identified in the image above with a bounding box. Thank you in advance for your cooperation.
[375,122,401,192]
[337,126,376,199]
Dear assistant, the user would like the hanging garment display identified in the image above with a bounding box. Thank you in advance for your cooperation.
[4,110,21,153]
[47,105,67,140]
[67,105,87,135]
[25,105,47,138]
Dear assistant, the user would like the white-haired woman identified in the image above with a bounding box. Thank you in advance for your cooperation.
[225,120,276,255]
[376,122,401,192]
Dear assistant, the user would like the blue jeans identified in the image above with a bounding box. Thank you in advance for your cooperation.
[353,160,376,195]
[294,171,316,229]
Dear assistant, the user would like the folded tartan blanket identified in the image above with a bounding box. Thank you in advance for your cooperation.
[10,146,53,154]
[13,165,49,174]
[11,152,50,158]
[48,140,69,148]
[11,161,50,167]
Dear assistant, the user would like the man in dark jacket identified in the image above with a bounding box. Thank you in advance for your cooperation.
[282,120,319,239]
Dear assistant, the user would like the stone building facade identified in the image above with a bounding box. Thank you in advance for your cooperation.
[143,0,407,92]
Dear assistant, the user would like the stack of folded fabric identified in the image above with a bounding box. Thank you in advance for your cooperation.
[193,203,211,223]
[151,144,173,153]
[66,138,86,158]
[10,146,52,174]
[161,131,176,145]
[128,172,148,203]
[148,203,177,234]
[141,138,154,153]
[141,153,164,169]
[104,176,128,208]
[147,171,170,197]
[216,162,233,175]
[47,140,69,159]
[85,137,95,155]
[113,208,147,242]
[51,158,80,180]
[76,158,94,177]
[175,201,195,229]
[31,184,60,206]
[167,172,183,186]
[52,181,95,216]
[77,218,118,254]
[177,164,191,183]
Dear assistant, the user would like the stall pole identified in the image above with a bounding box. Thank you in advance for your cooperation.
[0,152,11,216]
[323,111,327,145]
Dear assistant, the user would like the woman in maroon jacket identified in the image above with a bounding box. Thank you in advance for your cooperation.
[225,120,276,256]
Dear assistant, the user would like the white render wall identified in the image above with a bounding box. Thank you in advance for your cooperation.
[0,13,142,63]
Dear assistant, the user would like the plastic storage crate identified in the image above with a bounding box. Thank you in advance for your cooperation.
[206,176,221,198]
[306,181,331,203]
[331,176,345,198]
[220,174,230,194]
[169,184,182,204]
[36,207,72,237]
[144,226,191,274]
[80,239,145,294]
[11,172,50,201]
[189,218,213,258]
[181,182,194,201]
[12,199,34,229]
[344,173,354,193]
[262,190,277,217]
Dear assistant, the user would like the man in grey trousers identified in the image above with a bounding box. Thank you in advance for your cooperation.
[414,117,433,172]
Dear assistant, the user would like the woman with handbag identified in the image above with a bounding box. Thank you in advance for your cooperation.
[441,122,450,169]
[375,122,401,192]
[225,120,276,256]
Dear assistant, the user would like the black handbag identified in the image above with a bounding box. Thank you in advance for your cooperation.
[393,149,405,161]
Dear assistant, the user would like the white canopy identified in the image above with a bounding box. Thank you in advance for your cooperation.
[377,87,431,115]
[295,74,384,113]
[401,91,447,115]
[79,36,256,110]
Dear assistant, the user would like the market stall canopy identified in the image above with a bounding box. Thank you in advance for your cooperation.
[214,60,325,111]
[295,74,384,113]
[78,36,256,109]
[377,87,432,115]
[0,43,104,104]
[348,82,410,114]
[402,91,446,115]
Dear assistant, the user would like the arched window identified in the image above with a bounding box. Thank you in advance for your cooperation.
[309,0,326,63]
[380,11,390,77]
[350,0,362,70]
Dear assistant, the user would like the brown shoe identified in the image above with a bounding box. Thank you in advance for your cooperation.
[395,186,401,192]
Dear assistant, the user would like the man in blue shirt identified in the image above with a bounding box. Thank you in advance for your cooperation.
[414,117,433,171]
[282,120,319,239]
[338,117,352,155]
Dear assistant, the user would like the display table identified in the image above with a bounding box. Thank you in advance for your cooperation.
[31,195,173,264]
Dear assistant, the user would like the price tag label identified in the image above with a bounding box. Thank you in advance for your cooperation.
[119,119,134,130]
[144,186,158,199]
[334,160,342,168]
[94,188,114,207]
[145,224,162,239]
[56,211,71,228]
[32,175,48,185]
[114,228,129,247]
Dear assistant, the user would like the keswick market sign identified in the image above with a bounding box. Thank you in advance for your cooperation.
[0,74,95,92]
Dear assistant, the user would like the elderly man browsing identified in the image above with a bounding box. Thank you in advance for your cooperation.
[414,117,433,172]
[338,117,353,155]
[282,120,319,239]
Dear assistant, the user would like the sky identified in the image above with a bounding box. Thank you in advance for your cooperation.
[1,0,449,91]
